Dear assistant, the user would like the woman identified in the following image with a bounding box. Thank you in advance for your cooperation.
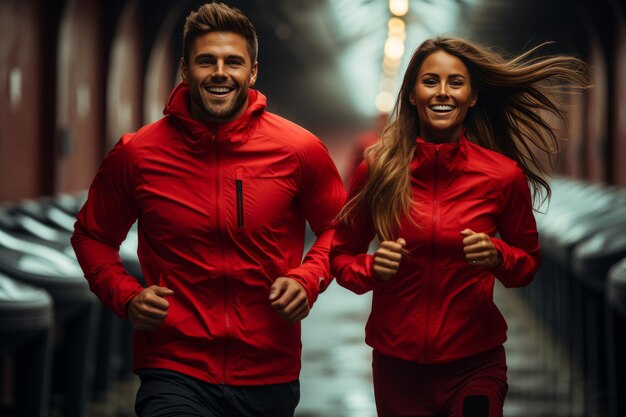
[330,37,587,417]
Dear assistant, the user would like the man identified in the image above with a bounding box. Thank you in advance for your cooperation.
[71,3,346,416]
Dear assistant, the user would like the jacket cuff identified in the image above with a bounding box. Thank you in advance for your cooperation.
[114,284,144,320]
[367,255,388,290]
[490,237,509,272]
[284,268,321,306]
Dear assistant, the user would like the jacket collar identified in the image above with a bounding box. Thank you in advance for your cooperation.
[164,82,267,150]
[410,131,469,179]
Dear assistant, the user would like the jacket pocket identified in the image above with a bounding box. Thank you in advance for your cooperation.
[236,168,244,228]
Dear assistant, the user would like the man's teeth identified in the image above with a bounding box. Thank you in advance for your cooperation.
[207,87,232,93]
[430,105,454,112]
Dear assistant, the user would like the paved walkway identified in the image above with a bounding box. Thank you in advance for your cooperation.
[298,283,375,417]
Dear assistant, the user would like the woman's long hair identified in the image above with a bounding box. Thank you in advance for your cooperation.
[339,36,589,241]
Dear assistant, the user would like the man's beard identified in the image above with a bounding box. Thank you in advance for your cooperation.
[194,87,248,122]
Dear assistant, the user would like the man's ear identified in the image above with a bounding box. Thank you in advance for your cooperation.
[180,57,188,82]
[249,61,259,87]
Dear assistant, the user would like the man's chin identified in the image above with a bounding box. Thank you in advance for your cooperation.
[192,93,247,123]
[204,99,248,122]
[201,106,238,123]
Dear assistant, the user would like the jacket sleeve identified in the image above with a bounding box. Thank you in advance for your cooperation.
[329,162,379,295]
[490,165,541,288]
[71,136,144,319]
[283,138,346,306]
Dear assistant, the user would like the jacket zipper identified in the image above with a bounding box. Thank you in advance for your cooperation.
[235,169,244,228]
[423,145,440,361]
[214,130,231,384]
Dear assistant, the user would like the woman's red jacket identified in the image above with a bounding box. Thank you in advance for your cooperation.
[331,134,541,363]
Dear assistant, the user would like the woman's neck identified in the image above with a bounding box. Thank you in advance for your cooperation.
[419,125,463,144]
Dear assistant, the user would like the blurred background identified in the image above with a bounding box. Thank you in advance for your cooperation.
[1,0,625,416]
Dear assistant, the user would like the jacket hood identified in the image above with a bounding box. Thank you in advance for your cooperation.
[164,82,267,150]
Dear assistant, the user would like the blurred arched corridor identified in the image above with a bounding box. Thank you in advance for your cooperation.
[1,1,625,416]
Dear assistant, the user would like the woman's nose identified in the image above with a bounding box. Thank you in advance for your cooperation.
[436,84,450,98]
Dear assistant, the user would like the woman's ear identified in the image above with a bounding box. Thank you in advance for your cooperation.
[409,94,416,105]
[470,93,477,107]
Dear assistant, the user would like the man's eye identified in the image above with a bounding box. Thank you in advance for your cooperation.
[196,55,216,63]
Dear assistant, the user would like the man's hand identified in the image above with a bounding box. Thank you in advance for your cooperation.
[127,285,174,331]
[460,229,502,268]
[269,277,310,323]
[373,238,406,280]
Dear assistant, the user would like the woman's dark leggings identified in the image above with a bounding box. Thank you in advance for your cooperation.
[372,346,508,417]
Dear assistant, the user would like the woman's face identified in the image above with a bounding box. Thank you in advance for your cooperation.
[409,50,477,143]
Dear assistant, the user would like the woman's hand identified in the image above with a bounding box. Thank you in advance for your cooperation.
[460,229,502,268]
[373,238,406,280]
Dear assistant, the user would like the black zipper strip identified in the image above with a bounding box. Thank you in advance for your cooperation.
[236,179,244,227]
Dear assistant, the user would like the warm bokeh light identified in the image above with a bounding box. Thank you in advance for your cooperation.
[383,55,402,71]
[384,37,405,60]
[376,13,407,114]
[387,17,406,37]
[389,0,409,17]
[375,90,395,113]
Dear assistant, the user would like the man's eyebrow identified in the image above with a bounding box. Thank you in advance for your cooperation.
[195,53,246,61]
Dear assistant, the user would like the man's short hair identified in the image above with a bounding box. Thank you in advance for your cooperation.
[183,2,259,64]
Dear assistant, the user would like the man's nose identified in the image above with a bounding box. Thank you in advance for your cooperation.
[212,61,226,77]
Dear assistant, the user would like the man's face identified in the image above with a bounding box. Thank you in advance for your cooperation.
[181,31,258,124]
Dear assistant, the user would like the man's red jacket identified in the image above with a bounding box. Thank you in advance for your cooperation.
[72,83,346,385]
[331,134,541,364]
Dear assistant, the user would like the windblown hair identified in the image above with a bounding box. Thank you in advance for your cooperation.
[339,36,589,241]
[183,2,259,64]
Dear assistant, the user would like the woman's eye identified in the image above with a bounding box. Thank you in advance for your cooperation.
[423,79,437,86]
